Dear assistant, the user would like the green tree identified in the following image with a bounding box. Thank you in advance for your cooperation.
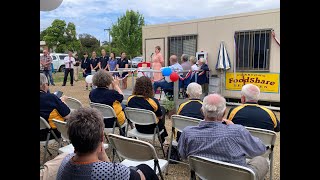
[110,10,145,59]
[43,19,66,51]
[65,22,81,52]
[42,19,81,53]
[78,33,100,58]
[40,29,47,41]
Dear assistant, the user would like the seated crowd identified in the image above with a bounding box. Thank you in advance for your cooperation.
[40,54,279,179]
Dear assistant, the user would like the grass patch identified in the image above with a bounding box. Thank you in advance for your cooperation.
[52,72,84,83]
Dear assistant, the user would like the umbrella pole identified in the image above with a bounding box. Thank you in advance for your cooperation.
[220,70,223,94]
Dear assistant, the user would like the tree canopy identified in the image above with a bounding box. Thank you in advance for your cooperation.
[110,10,145,59]
[42,19,81,53]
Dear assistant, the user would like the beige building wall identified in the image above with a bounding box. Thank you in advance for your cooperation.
[143,9,280,102]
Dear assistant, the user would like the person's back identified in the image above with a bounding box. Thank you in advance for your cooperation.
[177,99,203,120]
[40,73,70,140]
[89,87,125,126]
[57,153,130,180]
[227,103,279,131]
[179,121,265,167]
[227,84,280,132]
[89,70,126,128]
[177,83,204,120]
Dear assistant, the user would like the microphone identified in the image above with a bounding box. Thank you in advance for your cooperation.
[151,53,154,57]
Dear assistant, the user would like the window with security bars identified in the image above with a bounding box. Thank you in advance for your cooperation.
[168,35,197,63]
[235,29,271,71]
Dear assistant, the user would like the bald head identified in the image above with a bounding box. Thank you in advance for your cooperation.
[241,84,260,103]
[201,94,226,120]
[170,55,178,65]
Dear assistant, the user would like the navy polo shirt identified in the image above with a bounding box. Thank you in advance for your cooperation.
[177,99,204,120]
[40,90,70,140]
[91,58,100,70]
[99,56,109,70]
[81,58,92,74]
[227,102,280,132]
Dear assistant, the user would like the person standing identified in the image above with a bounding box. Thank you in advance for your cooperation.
[62,50,76,86]
[81,52,92,90]
[117,52,129,89]
[40,50,55,86]
[107,52,118,76]
[152,46,164,82]
[99,49,109,71]
[73,54,81,82]
[90,51,100,74]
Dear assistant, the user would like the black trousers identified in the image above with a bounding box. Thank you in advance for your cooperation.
[63,68,74,85]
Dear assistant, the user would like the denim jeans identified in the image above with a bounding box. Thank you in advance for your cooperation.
[43,70,54,85]
[153,80,173,92]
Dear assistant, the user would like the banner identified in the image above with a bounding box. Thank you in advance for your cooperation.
[225,72,279,93]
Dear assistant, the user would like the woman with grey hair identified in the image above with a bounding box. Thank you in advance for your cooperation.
[89,70,126,135]
[175,82,204,141]
[56,107,158,180]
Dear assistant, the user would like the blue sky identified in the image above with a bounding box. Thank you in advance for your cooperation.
[40,0,279,43]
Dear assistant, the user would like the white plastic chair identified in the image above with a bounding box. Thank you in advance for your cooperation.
[40,116,60,166]
[65,97,83,111]
[108,133,168,180]
[52,119,109,154]
[166,115,201,174]
[90,102,127,136]
[124,107,165,157]
[245,126,277,180]
[189,155,256,180]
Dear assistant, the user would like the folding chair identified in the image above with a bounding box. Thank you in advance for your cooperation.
[189,155,256,180]
[65,97,83,111]
[124,107,165,157]
[166,115,201,174]
[52,119,109,154]
[90,102,127,136]
[40,116,60,166]
[108,133,168,180]
[245,127,277,180]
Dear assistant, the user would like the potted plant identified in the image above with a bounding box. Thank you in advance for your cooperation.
[162,97,176,118]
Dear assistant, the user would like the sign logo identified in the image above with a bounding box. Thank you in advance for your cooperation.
[225,72,279,93]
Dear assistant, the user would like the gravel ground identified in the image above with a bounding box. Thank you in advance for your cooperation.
[41,79,280,180]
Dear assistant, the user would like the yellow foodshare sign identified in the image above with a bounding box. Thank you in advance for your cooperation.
[225,72,280,93]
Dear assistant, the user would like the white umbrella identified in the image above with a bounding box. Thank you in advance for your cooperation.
[215,41,231,94]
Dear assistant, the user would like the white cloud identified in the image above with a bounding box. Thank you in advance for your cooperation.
[40,0,279,41]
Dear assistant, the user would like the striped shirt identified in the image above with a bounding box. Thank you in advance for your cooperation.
[178,121,266,168]
[40,55,52,70]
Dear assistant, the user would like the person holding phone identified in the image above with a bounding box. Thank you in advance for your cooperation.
[40,73,70,141]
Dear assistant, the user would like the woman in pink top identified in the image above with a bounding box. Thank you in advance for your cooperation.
[152,46,164,82]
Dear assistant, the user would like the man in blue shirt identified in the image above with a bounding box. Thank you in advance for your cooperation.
[153,55,183,92]
[178,94,269,180]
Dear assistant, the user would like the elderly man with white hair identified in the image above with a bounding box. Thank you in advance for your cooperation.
[177,82,204,120]
[227,84,280,132]
[174,82,204,141]
[178,93,269,180]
